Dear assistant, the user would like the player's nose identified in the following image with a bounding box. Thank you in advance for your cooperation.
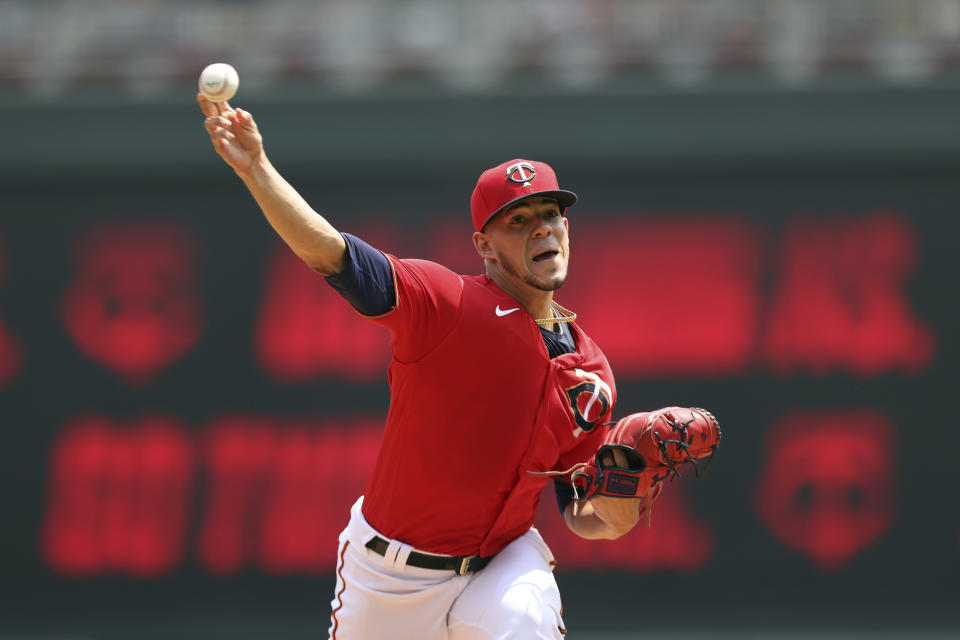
[530,216,553,238]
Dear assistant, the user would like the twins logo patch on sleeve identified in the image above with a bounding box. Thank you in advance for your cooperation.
[565,368,612,438]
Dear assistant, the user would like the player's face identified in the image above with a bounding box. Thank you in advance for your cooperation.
[483,197,570,292]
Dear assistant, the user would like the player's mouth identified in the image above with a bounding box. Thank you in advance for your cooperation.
[532,250,559,263]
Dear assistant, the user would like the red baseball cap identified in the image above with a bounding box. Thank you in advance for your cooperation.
[470,159,578,232]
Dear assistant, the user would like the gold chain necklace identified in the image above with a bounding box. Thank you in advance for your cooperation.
[534,301,578,327]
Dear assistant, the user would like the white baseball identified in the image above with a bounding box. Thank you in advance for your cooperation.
[198,63,239,103]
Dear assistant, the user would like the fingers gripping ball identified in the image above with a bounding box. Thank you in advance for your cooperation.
[571,407,721,501]
[199,63,239,103]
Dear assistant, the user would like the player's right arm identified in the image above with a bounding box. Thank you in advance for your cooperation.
[198,94,346,276]
[198,93,462,358]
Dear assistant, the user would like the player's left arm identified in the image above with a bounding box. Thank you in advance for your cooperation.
[560,407,722,540]
[562,448,643,540]
[563,498,643,540]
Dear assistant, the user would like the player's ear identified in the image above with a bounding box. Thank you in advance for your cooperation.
[472,231,495,260]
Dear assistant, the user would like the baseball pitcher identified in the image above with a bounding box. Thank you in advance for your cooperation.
[199,94,721,640]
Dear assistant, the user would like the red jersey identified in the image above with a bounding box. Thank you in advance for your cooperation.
[361,257,616,557]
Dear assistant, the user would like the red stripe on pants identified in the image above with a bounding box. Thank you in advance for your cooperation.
[329,541,350,639]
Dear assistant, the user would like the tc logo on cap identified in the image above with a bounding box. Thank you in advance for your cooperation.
[506,162,536,187]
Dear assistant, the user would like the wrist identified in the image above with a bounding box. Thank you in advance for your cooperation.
[238,152,271,183]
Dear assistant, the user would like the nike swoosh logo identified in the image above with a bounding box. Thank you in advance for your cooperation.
[495,305,520,317]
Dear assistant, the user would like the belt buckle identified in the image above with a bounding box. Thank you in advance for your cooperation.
[457,555,477,575]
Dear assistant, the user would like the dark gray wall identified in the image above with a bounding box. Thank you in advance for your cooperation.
[2,83,959,637]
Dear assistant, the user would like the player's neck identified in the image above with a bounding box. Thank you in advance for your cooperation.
[484,266,555,323]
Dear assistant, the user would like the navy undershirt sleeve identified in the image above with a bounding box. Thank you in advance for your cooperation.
[325,232,396,316]
[554,479,576,514]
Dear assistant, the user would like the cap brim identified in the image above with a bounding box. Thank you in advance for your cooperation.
[479,189,578,231]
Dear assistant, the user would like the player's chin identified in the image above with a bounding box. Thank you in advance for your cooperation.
[523,256,567,290]
[526,271,568,292]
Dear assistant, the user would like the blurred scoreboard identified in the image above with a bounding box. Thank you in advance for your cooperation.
[0,162,957,622]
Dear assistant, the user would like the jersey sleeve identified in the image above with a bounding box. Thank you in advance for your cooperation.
[550,422,609,514]
[323,232,464,363]
[366,256,464,363]
[557,424,607,473]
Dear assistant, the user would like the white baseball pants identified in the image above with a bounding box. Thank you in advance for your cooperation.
[328,497,566,640]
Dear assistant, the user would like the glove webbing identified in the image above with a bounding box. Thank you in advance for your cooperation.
[654,408,719,482]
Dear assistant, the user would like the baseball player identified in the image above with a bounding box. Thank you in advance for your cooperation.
[198,94,720,639]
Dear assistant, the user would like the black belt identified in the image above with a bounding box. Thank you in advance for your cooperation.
[364,536,492,575]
